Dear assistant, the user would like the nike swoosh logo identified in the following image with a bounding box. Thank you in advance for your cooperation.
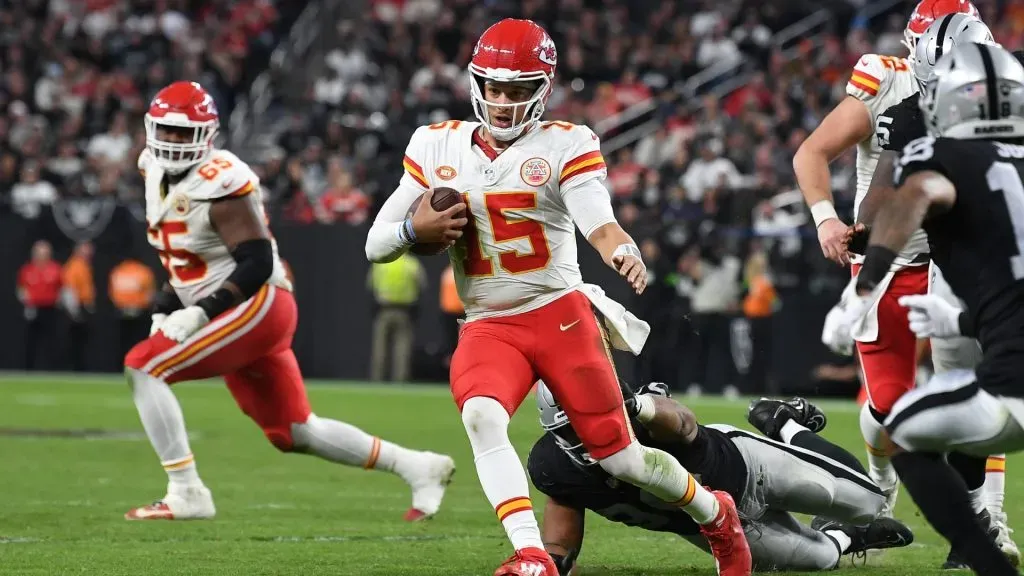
[560,320,581,331]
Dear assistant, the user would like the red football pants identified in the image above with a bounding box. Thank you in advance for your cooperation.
[125,285,311,449]
[851,264,929,414]
[450,291,633,459]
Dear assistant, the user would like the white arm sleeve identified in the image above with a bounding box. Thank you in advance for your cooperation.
[364,181,423,263]
[563,178,617,239]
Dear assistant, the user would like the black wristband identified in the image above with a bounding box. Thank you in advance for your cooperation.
[196,288,235,320]
[855,246,898,293]
[958,311,975,338]
[153,289,184,315]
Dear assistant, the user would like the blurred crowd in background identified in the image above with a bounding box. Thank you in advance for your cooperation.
[4,0,1024,392]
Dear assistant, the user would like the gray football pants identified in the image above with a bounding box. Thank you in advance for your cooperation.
[887,369,1024,457]
[708,425,887,571]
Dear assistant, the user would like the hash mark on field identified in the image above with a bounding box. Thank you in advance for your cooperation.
[255,534,505,544]
[0,537,42,544]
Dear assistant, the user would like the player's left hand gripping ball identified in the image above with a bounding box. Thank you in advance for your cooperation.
[612,244,647,294]
[159,306,210,342]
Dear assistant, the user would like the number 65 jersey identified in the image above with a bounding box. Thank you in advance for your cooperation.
[401,120,613,320]
[894,136,1024,394]
[140,148,291,306]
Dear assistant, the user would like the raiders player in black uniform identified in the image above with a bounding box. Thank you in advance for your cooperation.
[527,381,913,575]
[838,42,1024,576]
[850,15,1020,571]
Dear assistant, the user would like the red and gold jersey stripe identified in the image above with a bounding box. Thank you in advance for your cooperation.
[150,286,270,378]
[403,155,429,189]
[848,70,881,97]
[226,181,255,198]
[559,150,606,185]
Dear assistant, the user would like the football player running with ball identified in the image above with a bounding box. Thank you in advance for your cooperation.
[365,19,750,576]
[124,81,454,521]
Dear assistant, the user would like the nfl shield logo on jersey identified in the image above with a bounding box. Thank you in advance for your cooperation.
[520,157,551,187]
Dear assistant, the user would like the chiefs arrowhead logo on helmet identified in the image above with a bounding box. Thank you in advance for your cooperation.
[537,35,557,67]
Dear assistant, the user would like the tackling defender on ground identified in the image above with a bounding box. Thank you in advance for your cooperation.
[529,383,912,575]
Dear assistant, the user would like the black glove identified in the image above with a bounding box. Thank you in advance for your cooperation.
[848,224,871,255]
[622,380,670,418]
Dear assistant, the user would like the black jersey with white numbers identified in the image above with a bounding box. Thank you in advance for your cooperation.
[894,136,1024,396]
[878,95,926,153]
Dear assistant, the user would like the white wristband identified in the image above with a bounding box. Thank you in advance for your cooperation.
[810,200,839,228]
[635,394,657,423]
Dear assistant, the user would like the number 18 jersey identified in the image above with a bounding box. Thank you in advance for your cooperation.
[895,137,1024,396]
[401,120,610,320]
[140,148,291,306]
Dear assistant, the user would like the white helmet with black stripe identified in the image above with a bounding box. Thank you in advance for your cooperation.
[911,13,995,89]
[921,42,1024,139]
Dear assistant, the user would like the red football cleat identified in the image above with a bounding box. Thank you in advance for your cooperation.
[493,546,558,576]
[699,490,752,576]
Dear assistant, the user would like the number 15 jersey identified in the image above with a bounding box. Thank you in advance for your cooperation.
[401,120,612,320]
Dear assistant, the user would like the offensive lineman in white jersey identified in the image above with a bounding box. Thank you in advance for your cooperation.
[365,19,750,576]
[123,81,454,521]
[793,0,980,519]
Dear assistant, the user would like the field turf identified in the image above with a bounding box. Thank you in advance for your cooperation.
[0,375,1020,575]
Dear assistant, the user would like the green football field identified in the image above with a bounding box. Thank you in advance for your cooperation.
[0,375,1020,575]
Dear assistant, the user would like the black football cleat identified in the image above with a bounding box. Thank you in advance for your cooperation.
[746,397,827,441]
[812,515,914,555]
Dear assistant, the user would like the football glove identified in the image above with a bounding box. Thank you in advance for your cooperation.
[898,294,963,339]
[159,306,210,343]
[150,313,168,336]
[821,279,871,356]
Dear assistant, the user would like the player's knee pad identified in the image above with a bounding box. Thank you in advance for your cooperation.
[865,383,906,415]
[461,396,512,455]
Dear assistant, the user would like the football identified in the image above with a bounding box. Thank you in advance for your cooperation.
[406,187,464,256]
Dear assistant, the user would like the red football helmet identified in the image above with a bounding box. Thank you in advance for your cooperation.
[468,18,556,141]
[903,0,980,59]
[144,81,220,174]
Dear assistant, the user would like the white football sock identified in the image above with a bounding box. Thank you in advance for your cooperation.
[825,529,853,554]
[859,403,894,483]
[985,455,1006,515]
[969,485,988,515]
[462,397,543,551]
[127,368,202,489]
[599,441,719,525]
[780,419,808,445]
[291,414,421,481]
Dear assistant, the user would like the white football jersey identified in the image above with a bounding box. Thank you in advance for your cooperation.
[846,53,929,263]
[401,120,609,319]
[140,148,291,306]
